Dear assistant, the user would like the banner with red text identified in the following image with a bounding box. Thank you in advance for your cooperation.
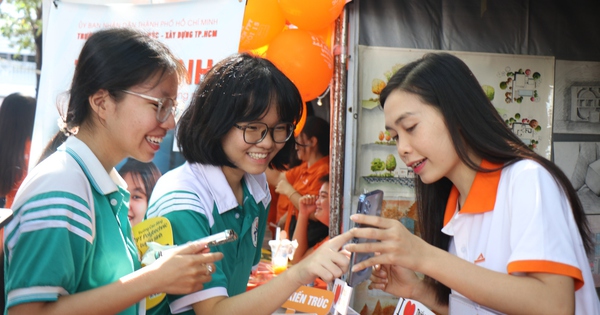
[32,0,245,166]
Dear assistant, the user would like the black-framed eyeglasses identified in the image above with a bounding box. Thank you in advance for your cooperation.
[234,122,295,144]
[122,90,178,123]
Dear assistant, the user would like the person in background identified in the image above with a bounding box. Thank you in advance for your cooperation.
[346,52,600,314]
[118,158,161,227]
[266,116,330,248]
[291,174,330,264]
[4,28,222,315]
[146,53,351,315]
[0,93,36,209]
[0,92,36,314]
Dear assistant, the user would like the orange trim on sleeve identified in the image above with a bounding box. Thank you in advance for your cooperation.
[508,260,584,290]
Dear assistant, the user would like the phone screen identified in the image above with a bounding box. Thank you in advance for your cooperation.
[195,229,238,247]
[346,190,383,287]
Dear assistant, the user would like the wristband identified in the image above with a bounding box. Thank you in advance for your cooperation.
[289,191,300,199]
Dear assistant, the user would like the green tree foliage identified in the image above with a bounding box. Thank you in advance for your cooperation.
[0,0,43,94]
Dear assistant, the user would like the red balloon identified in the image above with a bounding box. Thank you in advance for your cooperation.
[267,29,333,101]
[278,0,345,31]
[239,0,286,51]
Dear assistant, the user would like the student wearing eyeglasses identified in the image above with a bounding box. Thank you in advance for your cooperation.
[146,53,352,315]
[266,116,331,246]
[4,28,222,315]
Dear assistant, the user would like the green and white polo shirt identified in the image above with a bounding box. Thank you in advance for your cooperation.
[4,136,142,315]
[146,162,270,315]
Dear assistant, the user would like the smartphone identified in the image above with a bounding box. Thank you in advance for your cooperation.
[0,208,13,230]
[346,190,383,287]
[194,229,238,247]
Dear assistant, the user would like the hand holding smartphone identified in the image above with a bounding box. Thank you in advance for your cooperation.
[142,229,238,265]
[192,229,238,247]
[346,190,383,287]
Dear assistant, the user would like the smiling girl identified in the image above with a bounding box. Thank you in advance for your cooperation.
[146,53,351,315]
[4,28,222,315]
[346,53,600,315]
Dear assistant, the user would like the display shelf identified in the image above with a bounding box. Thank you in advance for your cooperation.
[361,176,415,188]
[361,142,397,148]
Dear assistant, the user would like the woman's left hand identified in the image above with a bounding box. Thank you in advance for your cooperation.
[368,262,421,299]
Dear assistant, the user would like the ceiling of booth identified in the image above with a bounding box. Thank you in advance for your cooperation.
[358,0,600,62]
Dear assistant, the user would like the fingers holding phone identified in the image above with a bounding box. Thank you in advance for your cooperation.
[346,190,383,287]
[348,214,428,274]
[147,241,224,295]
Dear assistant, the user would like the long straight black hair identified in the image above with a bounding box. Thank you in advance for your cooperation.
[0,93,36,196]
[380,52,592,306]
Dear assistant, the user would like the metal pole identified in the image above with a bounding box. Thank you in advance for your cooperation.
[329,7,349,238]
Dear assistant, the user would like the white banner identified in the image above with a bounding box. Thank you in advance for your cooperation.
[32,0,245,167]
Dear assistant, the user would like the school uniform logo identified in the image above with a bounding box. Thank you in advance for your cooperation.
[475,253,485,264]
[252,217,259,247]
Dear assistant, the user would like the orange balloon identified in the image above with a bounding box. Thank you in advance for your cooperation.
[294,102,308,136]
[309,22,335,49]
[267,29,333,101]
[239,0,286,51]
[278,0,345,31]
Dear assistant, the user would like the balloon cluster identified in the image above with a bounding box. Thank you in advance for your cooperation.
[238,0,345,134]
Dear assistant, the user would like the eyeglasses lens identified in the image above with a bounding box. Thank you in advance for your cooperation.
[243,123,293,144]
[157,99,175,122]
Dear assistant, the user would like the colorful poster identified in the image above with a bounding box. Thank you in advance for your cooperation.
[357,46,555,171]
[31,0,245,166]
[554,60,600,135]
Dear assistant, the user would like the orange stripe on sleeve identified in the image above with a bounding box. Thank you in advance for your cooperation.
[508,260,584,290]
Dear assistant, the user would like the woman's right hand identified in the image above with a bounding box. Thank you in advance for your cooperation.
[298,195,316,216]
[344,214,435,297]
[288,232,353,285]
[148,241,223,295]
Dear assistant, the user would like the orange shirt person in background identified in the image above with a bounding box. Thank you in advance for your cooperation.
[267,116,330,247]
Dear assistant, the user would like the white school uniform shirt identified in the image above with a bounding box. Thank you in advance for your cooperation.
[441,159,600,314]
